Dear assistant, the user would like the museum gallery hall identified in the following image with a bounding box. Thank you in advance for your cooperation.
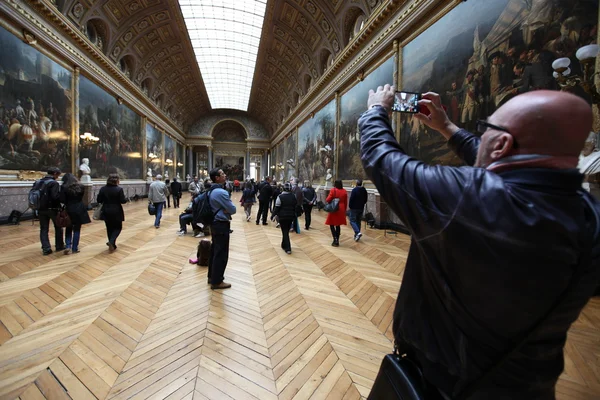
[0,1,599,399]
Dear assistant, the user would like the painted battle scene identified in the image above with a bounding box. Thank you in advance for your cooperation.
[297,100,335,185]
[176,142,184,180]
[400,0,598,165]
[164,134,175,180]
[0,26,72,172]
[215,155,243,180]
[339,57,394,180]
[79,76,142,179]
[146,124,162,177]
[283,133,296,182]
[275,142,284,182]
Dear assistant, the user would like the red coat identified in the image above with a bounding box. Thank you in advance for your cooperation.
[325,187,347,226]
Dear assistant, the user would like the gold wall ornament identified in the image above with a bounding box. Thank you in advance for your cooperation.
[18,170,45,181]
[22,29,37,45]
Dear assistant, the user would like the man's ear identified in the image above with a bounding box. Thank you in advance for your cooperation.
[490,133,514,160]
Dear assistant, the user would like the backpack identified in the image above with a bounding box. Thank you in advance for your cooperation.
[192,187,220,227]
[28,179,50,210]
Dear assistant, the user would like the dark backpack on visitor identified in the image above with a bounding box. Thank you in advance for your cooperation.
[192,187,219,227]
[28,179,50,210]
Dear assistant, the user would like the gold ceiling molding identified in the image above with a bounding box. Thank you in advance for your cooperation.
[2,0,187,142]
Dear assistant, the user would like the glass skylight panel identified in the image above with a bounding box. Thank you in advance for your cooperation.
[178,0,266,111]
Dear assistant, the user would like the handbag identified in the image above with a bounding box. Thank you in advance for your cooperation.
[323,198,339,213]
[148,202,156,216]
[369,195,597,400]
[56,208,71,228]
[93,203,103,220]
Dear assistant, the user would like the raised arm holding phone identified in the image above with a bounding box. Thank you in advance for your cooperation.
[360,84,600,399]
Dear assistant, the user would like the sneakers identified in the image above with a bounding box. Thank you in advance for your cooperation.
[194,232,205,238]
[285,250,292,254]
[155,225,160,229]
[177,230,186,236]
[64,248,72,255]
[354,232,363,242]
[211,281,232,290]
[246,215,251,221]
[276,223,280,228]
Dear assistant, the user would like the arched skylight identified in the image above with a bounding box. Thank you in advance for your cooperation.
[178,0,267,111]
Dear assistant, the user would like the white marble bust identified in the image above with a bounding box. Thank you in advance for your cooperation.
[147,167,153,183]
[79,158,91,183]
[325,169,332,188]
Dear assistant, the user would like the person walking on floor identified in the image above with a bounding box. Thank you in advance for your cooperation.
[59,173,91,254]
[97,173,127,252]
[164,179,171,208]
[241,181,256,221]
[256,176,272,225]
[348,179,368,241]
[325,180,347,247]
[171,177,182,208]
[302,180,316,230]
[35,167,65,255]
[207,168,236,289]
[148,174,167,228]
[272,182,297,254]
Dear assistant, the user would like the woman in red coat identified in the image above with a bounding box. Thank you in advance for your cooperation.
[325,180,348,247]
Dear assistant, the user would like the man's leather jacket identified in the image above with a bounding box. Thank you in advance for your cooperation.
[358,107,600,399]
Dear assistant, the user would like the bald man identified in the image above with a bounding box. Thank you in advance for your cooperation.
[359,86,600,399]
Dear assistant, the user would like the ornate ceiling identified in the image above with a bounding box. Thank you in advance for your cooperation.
[48,0,385,136]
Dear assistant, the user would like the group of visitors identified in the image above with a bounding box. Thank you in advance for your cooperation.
[35,168,127,255]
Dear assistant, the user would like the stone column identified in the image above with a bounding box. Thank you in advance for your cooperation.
[246,149,250,179]
[208,147,213,170]
[187,146,193,177]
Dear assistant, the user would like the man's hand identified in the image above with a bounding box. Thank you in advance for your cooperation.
[367,84,395,112]
[414,92,459,140]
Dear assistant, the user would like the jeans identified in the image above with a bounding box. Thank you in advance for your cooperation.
[303,204,313,229]
[279,219,293,252]
[38,209,64,251]
[349,209,363,235]
[173,195,180,208]
[105,220,122,247]
[154,202,164,227]
[65,224,82,251]
[208,221,230,285]
[256,200,269,223]
[243,203,253,219]
[330,225,341,239]
[179,213,196,232]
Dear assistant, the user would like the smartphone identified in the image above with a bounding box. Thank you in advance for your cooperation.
[392,91,420,113]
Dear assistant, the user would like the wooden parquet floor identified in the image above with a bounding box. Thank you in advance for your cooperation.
[0,194,598,400]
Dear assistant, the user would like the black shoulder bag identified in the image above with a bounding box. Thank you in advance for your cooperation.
[369,194,597,400]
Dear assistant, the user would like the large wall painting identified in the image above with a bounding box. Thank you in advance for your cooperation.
[0,26,72,172]
[297,99,335,185]
[164,134,174,180]
[145,124,162,177]
[275,142,284,182]
[400,0,598,165]
[176,142,184,180]
[339,56,394,180]
[283,133,296,182]
[80,76,142,179]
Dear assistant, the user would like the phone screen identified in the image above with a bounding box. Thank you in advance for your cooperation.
[392,91,420,113]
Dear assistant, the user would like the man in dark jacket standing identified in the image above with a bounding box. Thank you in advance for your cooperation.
[256,176,272,225]
[36,167,65,255]
[170,177,182,208]
[359,85,600,398]
[348,179,368,241]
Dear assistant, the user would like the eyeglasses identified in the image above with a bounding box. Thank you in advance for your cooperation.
[475,120,519,149]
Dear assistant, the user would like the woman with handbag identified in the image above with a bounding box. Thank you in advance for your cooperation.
[97,173,127,252]
[272,183,297,254]
[325,180,347,247]
[59,173,90,255]
[241,181,256,221]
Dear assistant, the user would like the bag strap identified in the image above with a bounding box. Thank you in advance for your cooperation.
[454,192,598,400]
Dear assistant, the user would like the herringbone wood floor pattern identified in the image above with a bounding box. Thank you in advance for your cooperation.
[0,194,598,399]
